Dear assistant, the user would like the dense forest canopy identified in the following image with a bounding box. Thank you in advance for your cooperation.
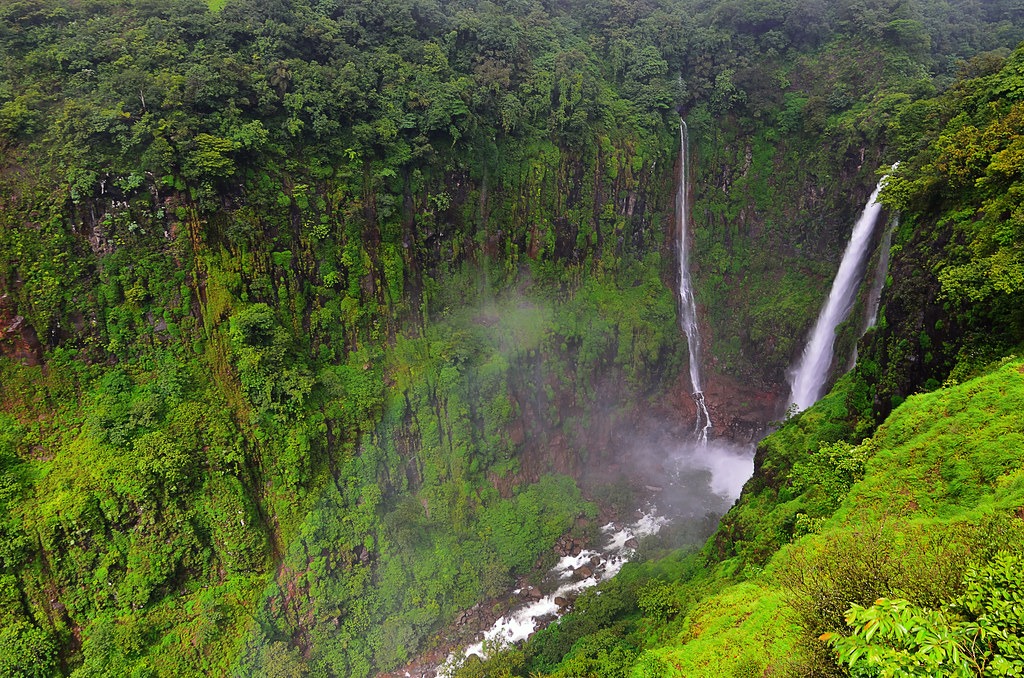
[1,0,1024,675]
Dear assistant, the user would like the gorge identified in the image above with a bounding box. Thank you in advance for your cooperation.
[1,0,1024,676]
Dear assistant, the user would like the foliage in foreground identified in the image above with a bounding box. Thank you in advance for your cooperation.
[826,551,1024,677]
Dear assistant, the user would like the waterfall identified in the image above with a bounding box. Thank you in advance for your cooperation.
[677,120,712,442]
[788,170,893,413]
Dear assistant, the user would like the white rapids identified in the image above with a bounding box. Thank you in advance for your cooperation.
[435,511,667,676]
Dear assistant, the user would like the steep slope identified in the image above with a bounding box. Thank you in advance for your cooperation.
[648,356,1024,675]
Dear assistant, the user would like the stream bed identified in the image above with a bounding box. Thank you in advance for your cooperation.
[433,438,755,677]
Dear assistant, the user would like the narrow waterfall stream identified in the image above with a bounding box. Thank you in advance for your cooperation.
[865,213,896,330]
[848,213,897,370]
[788,169,893,412]
[677,120,712,442]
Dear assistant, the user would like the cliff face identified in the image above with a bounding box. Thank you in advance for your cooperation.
[0,295,42,366]
[0,104,695,674]
[685,101,892,392]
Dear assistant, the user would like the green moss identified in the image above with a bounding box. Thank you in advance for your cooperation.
[652,583,803,677]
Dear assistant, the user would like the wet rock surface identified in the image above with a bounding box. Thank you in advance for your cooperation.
[573,565,593,579]
[553,534,586,557]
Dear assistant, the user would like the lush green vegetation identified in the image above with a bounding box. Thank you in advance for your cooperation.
[0,0,689,672]
[2,0,1024,675]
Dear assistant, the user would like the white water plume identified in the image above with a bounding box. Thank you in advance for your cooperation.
[677,120,712,442]
[657,438,755,521]
[788,166,896,413]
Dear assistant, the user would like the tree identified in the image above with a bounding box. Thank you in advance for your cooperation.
[824,552,1024,676]
[0,622,58,677]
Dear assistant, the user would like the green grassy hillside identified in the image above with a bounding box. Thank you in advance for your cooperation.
[652,356,1024,676]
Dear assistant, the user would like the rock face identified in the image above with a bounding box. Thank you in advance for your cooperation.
[352,545,372,565]
[856,212,958,424]
[692,134,888,389]
[0,295,42,366]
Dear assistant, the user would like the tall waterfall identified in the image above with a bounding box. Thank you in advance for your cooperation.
[787,171,891,413]
[677,121,712,442]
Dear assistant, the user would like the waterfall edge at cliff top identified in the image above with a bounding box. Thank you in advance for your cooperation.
[677,119,712,442]
[787,167,896,414]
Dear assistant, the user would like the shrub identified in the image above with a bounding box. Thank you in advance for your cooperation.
[825,551,1024,677]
